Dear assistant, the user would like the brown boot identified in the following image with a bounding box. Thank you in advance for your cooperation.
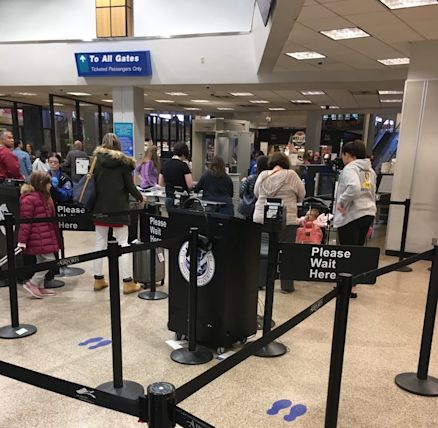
[123,279,140,295]
[94,276,108,291]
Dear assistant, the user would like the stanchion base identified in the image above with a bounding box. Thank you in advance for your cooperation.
[170,346,213,365]
[396,266,413,273]
[96,380,145,400]
[44,279,65,289]
[257,314,275,330]
[56,267,85,278]
[0,324,37,339]
[0,279,8,288]
[395,373,438,396]
[138,290,168,301]
[253,341,287,358]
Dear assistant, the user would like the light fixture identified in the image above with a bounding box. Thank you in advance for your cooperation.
[379,0,437,10]
[249,100,270,104]
[144,107,154,110]
[15,92,37,96]
[268,107,286,111]
[154,100,175,103]
[377,57,410,66]
[380,99,403,103]
[144,93,148,96]
[320,105,340,109]
[184,107,201,111]
[101,99,112,103]
[66,92,91,96]
[301,91,325,96]
[52,103,64,107]
[290,99,312,104]
[217,107,234,110]
[229,92,254,96]
[378,90,404,95]
[165,92,188,96]
[0,94,6,97]
[285,51,326,60]
[320,27,370,40]
[191,99,210,103]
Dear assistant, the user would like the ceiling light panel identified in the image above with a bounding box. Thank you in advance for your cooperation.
[249,100,270,104]
[66,92,91,96]
[379,0,438,10]
[269,107,286,111]
[378,90,404,95]
[320,27,370,40]
[16,92,37,96]
[285,51,326,60]
[217,107,234,110]
[165,92,188,96]
[301,91,325,96]
[144,108,154,110]
[290,99,312,104]
[101,99,112,103]
[229,92,254,96]
[378,57,410,65]
[191,99,210,103]
[380,99,403,102]
[320,105,340,109]
[154,100,175,103]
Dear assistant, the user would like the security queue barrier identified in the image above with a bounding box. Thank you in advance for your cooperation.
[0,208,436,427]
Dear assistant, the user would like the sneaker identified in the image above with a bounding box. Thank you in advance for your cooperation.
[123,280,140,295]
[39,288,56,296]
[23,282,44,299]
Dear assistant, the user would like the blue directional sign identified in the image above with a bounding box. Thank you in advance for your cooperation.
[75,51,152,77]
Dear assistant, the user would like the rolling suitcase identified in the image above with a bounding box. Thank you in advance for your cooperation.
[133,245,165,287]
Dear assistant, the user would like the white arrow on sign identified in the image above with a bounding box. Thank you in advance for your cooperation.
[79,55,86,63]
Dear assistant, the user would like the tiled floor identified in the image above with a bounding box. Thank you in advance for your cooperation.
[0,227,437,427]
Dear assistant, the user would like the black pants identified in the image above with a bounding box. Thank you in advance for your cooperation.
[337,215,374,246]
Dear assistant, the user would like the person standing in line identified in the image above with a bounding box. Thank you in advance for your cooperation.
[334,140,376,299]
[92,133,144,294]
[0,130,22,180]
[26,143,36,163]
[253,152,305,293]
[18,171,61,298]
[62,140,88,183]
[32,150,50,173]
[193,156,235,216]
[13,140,32,179]
[135,145,159,189]
[159,142,193,210]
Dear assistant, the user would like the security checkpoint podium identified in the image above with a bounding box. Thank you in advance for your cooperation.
[167,209,261,352]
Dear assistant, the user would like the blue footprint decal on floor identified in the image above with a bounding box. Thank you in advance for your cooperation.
[267,399,292,415]
[78,337,112,349]
[88,339,112,350]
[284,404,307,422]
[79,337,103,346]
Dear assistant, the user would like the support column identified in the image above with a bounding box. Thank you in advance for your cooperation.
[305,111,322,153]
[112,87,145,163]
[363,113,374,154]
[386,40,438,253]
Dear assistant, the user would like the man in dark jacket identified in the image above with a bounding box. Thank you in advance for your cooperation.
[63,140,88,183]
[0,130,22,180]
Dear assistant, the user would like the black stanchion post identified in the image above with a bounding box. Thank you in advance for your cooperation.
[96,240,145,399]
[325,273,352,428]
[396,198,413,273]
[56,229,85,277]
[0,213,37,339]
[171,227,213,365]
[395,242,438,396]
[254,230,287,357]
[147,382,176,428]
[138,204,168,301]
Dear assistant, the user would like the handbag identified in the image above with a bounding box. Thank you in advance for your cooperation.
[238,192,257,217]
[296,221,323,244]
[73,156,97,210]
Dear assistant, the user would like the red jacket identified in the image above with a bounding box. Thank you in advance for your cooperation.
[0,146,22,180]
[18,186,62,255]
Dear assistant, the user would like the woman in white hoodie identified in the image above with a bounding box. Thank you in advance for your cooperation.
[334,140,376,298]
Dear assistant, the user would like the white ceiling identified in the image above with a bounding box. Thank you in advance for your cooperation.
[1,0,438,117]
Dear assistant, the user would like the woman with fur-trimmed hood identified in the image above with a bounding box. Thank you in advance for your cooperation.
[92,133,144,295]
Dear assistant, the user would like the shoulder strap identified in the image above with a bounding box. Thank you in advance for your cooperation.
[79,156,96,203]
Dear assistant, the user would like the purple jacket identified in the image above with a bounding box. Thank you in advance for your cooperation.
[135,160,158,188]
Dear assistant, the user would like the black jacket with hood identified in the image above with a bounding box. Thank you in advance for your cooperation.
[93,146,142,225]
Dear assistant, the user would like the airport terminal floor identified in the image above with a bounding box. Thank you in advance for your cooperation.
[0,226,437,428]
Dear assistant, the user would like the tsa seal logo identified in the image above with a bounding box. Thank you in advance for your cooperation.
[178,241,215,287]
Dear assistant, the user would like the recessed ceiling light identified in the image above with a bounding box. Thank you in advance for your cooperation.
[380,99,403,103]
[320,27,370,40]
[165,92,188,96]
[378,57,410,66]
[144,93,148,96]
[191,99,210,103]
[249,100,270,104]
[301,91,325,96]
[154,99,175,103]
[217,107,235,111]
[320,105,340,109]
[379,0,437,10]
[144,107,154,110]
[268,107,286,111]
[290,99,312,104]
[52,103,64,107]
[285,51,326,60]
[15,92,37,96]
[184,107,201,111]
[101,99,112,103]
[229,92,254,96]
[66,92,91,96]
[378,90,404,95]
